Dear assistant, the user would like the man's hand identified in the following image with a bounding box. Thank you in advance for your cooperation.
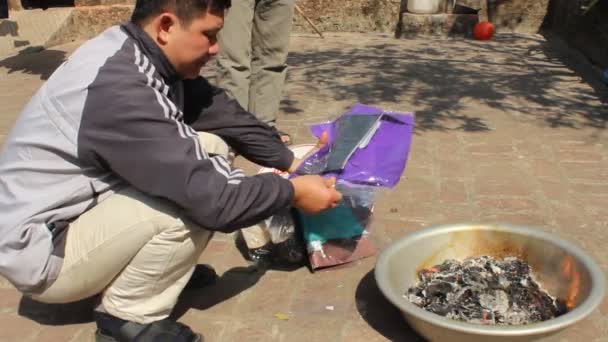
[287,131,330,173]
[290,175,342,214]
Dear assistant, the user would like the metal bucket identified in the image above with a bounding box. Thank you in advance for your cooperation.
[375,223,605,342]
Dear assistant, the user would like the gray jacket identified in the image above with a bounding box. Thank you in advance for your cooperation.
[0,23,294,294]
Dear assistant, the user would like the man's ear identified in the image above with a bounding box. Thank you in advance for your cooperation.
[157,13,177,45]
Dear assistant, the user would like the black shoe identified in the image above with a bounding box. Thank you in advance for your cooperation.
[274,238,305,264]
[247,243,275,269]
[94,311,202,342]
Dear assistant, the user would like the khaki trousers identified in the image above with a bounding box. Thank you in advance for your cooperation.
[33,133,229,324]
[216,0,295,126]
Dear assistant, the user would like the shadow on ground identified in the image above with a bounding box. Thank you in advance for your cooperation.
[285,34,607,133]
[0,20,18,37]
[171,265,267,320]
[1,33,605,132]
[16,265,268,325]
[18,295,97,325]
[0,47,66,80]
[355,269,427,341]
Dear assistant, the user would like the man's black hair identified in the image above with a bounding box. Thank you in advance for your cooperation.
[131,0,231,26]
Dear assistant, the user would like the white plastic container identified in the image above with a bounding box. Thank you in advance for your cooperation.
[407,0,443,14]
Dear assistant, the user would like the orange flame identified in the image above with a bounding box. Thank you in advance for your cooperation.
[561,255,581,310]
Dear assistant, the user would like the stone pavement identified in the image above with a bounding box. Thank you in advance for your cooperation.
[1,32,607,342]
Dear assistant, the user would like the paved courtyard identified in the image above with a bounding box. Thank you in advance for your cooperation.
[0,32,607,341]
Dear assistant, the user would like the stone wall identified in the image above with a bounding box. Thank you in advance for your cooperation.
[485,0,550,33]
[450,0,550,33]
[293,0,401,33]
[6,0,555,35]
[68,0,401,33]
[296,0,552,36]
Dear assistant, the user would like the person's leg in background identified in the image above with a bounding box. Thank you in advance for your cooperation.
[216,0,255,110]
[33,133,229,340]
[0,0,8,19]
[216,1,292,261]
[248,0,295,142]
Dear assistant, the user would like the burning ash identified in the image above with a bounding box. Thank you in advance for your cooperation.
[405,256,567,325]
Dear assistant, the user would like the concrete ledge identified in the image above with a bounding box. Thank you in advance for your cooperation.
[398,13,479,37]
[48,5,133,46]
[0,5,133,58]
[75,0,134,7]
[0,8,73,57]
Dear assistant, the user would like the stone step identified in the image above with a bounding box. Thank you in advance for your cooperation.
[47,5,132,46]
[397,13,479,38]
[0,5,132,58]
[0,8,73,57]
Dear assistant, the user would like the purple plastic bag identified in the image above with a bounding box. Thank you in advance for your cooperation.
[302,104,414,188]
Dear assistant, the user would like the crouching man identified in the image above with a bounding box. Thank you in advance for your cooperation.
[0,0,341,340]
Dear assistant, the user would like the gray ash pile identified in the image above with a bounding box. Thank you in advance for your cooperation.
[406,256,566,325]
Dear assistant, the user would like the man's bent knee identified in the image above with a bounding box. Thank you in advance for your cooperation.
[197,132,230,158]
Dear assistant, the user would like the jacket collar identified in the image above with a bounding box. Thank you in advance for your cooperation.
[122,22,181,84]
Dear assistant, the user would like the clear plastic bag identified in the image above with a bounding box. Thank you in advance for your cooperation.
[291,104,414,270]
[239,144,316,267]
[239,208,305,266]
[294,181,380,270]
[242,104,414,270]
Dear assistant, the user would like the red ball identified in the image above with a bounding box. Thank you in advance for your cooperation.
[473,21,495,40]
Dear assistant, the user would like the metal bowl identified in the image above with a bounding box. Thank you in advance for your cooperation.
[374,223,606,342]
